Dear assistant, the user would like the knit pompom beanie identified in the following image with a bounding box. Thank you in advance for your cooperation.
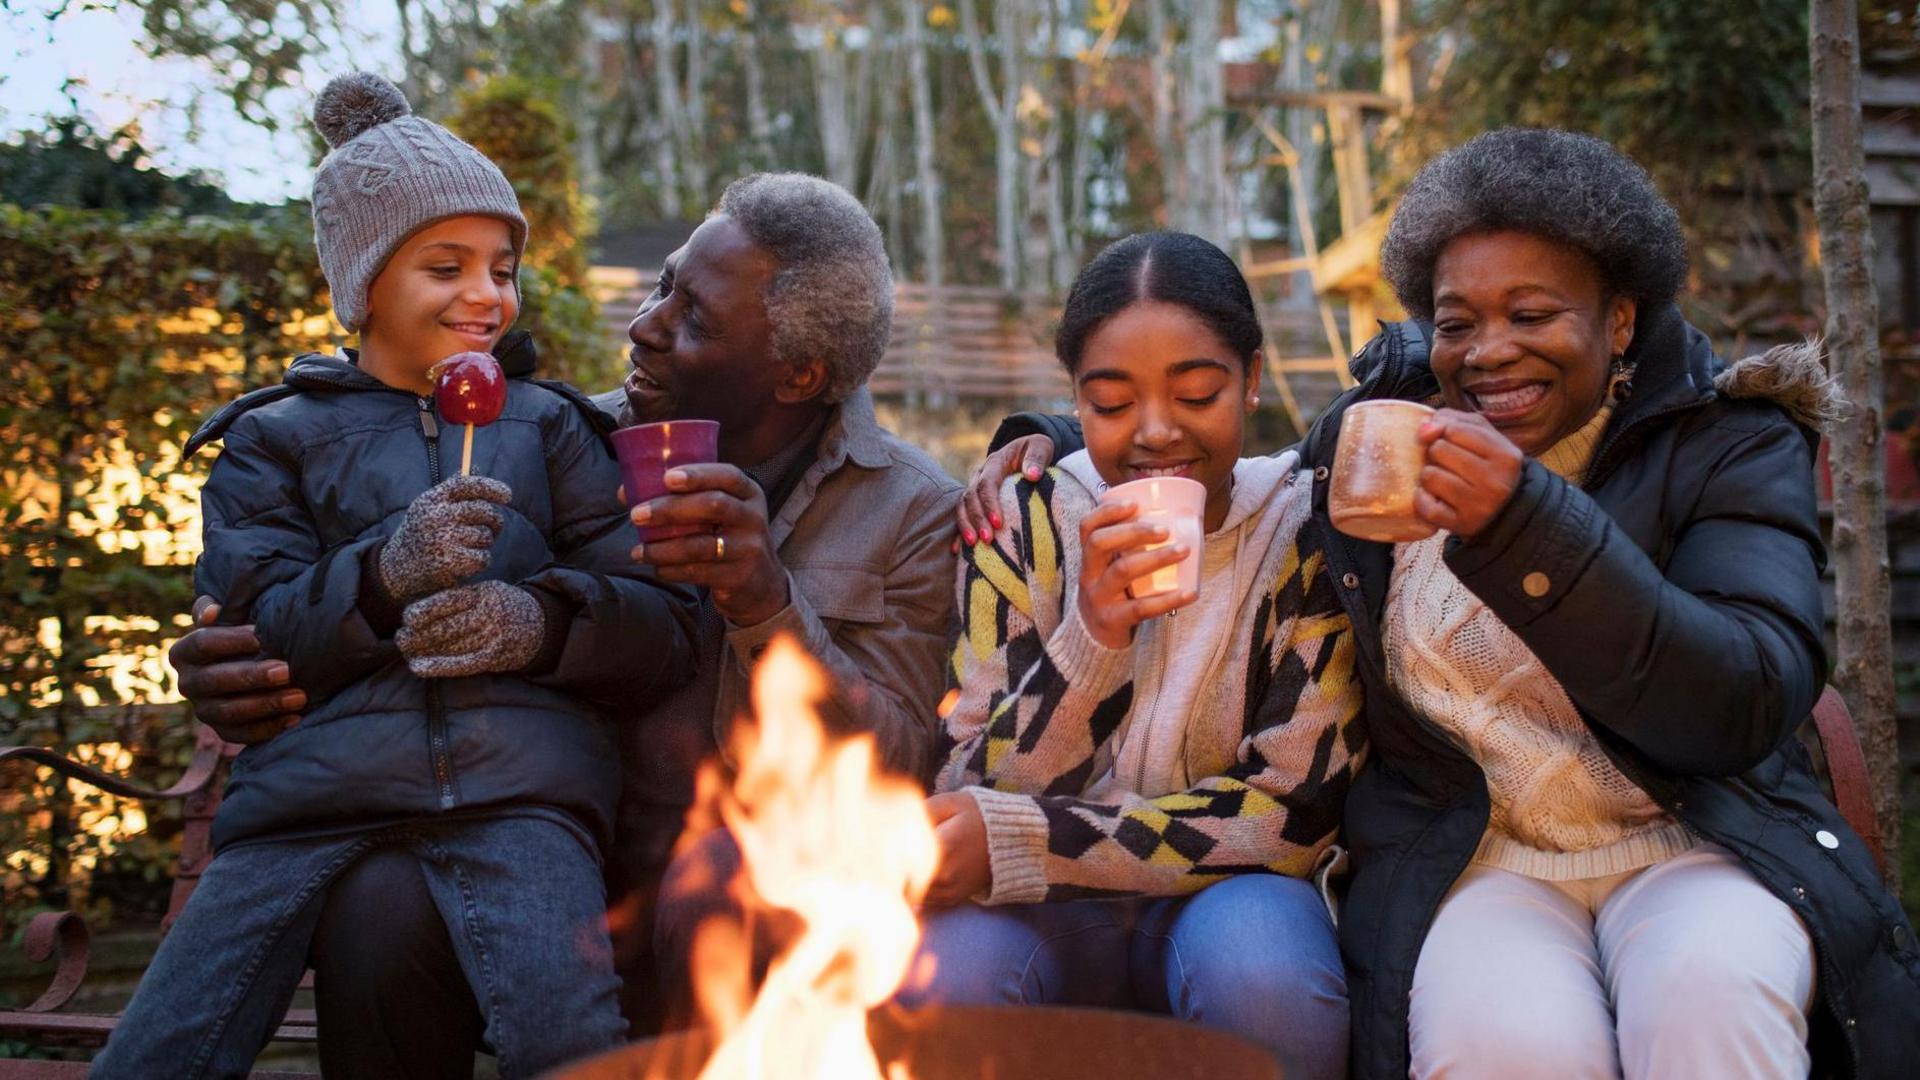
[309,72,527,332]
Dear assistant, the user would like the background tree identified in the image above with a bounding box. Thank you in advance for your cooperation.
[0,119,238,217]
[958,0,1028,292]
[904,0,946,287]
[1405,0,1811,203]
[1401,0,1814,341]
[1810,0,1901,894]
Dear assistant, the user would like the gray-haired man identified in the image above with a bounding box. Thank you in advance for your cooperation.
[167,173,959,1074]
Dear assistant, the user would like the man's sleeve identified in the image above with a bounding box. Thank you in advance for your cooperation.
[988,412,1085,457]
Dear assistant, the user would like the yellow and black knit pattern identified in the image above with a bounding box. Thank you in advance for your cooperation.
[935,469,1366,902]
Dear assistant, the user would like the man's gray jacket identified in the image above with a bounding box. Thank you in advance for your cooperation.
[590,386,961,886]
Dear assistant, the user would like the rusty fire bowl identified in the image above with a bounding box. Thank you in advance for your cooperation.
[547,1004,1285,1079]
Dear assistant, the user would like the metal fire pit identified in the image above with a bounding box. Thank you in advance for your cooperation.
[547,1004,1284,1079]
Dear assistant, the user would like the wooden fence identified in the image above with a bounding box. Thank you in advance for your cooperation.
[591,270,1344,413]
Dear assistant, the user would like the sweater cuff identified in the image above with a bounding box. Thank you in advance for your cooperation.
[1049,601,1135,695]
[356,540,405,637]
[966,786,1051,905]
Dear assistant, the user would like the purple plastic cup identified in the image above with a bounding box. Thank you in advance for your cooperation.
[611,419,720,541]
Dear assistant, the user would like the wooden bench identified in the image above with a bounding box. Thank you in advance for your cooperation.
[0,689,1889,1075]
[0,723,316,1076]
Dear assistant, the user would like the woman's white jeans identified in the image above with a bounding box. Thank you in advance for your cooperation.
[1408,843,1815,1079]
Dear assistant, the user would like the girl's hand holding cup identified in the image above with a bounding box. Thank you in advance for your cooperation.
[1413,408,1525,539]
[1075,500,1197,650]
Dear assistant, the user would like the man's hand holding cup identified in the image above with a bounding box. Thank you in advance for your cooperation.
[630,464,790,628]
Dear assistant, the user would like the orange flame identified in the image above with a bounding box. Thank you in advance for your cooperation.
[685,636,938,1079]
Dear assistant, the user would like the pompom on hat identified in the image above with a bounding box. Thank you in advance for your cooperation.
[309,72,527,332]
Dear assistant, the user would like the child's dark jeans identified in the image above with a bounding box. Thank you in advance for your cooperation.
[92,813,625,1080]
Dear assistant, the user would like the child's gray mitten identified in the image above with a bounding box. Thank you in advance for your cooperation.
[378,476,512,603]
[397,580,548,678]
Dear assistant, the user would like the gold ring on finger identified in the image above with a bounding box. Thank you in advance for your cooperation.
[714,533,726,560]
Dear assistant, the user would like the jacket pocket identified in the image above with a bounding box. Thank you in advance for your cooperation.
[788,562,887,624]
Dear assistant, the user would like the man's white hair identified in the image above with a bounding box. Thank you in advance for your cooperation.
[716,173,894,403]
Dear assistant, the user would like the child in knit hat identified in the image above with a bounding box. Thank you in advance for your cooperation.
[94,73,695,1078]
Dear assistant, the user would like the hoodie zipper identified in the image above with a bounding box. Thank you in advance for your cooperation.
[1132,617,1173,792]
[417,397,457,810]
[1128,498,1250,794]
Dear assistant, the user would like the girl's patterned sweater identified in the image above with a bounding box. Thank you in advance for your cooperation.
[936,450,1365,904]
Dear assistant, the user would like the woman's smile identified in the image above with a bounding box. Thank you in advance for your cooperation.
[1459,378,1551,424]
[1427,231,1634,456]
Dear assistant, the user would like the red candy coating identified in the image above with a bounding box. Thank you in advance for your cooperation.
[433,352,506,427]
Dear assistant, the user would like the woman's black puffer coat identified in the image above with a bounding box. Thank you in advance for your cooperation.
[1304,304,1920,1079]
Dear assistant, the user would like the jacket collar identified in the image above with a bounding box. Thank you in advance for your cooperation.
[287,329,542,393]
[1587,303,1718,481]
[817,386,893,472]
[766,386,891,548]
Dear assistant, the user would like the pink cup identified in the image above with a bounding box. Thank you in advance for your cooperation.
[1329,400,1439,543]
[611,419,720,541]
[1097,475,1206,599]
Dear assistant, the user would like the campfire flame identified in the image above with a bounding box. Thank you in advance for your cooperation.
[684,636,939,1079]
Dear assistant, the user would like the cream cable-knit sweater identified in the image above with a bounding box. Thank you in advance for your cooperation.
[1384,405,1696,880]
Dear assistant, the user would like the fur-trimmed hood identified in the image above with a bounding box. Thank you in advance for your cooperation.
[1714,340,1847,432]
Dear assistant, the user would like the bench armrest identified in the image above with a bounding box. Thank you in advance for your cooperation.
[0,724,231,1017]
[1806,685,1886,874]
[0,724,227,802]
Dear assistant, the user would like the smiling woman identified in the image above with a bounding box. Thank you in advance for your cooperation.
[1426,232,1631,456]
[1307,128,1920,1080]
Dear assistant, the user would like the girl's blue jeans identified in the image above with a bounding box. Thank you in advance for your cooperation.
[91,813,625,1080]
[897,875,1349,1080]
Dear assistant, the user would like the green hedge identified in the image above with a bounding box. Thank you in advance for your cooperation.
[0,204,332,937]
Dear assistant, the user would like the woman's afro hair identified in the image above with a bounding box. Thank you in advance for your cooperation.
[1380,128,1688,320]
